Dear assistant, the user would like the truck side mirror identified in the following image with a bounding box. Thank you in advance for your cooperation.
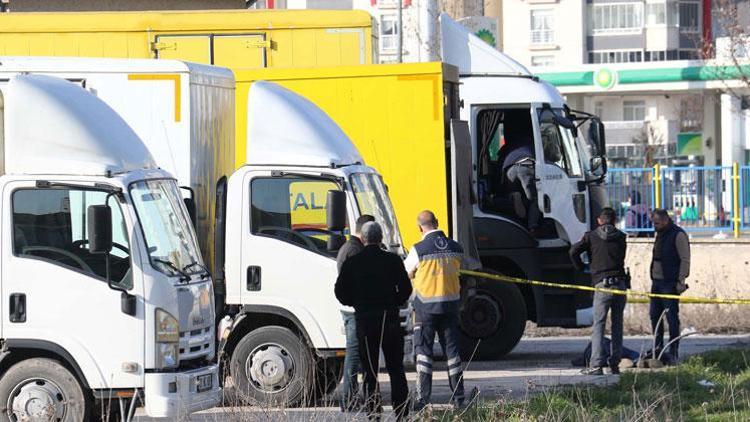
[183,197,197,228]
[326,190,347,232]
[327,234,346,252]
[590,156,608,178]
[87,205,113,254]
[589,118,606,156]
[180,186,197,228]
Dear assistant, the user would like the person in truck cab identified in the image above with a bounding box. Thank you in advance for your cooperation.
[498,114,540,232]
[335,221,412,420]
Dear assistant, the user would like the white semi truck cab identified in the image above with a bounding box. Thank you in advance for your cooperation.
[217,82,403,405]
[0,75,219,420]
[439,15,609,358]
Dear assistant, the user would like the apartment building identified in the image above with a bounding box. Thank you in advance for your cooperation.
[502,0,709,69]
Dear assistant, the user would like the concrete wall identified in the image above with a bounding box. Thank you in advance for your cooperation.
[529,237,750,336]
[4,0,245,11]
[623,238,750,335]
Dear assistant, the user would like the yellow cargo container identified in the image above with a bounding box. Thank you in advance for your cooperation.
[0,9,374,69]
[236,63,460,248]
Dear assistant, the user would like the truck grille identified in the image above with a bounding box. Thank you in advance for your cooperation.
[179,326,213,361]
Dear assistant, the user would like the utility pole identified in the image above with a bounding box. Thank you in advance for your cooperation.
[397,0,403,63]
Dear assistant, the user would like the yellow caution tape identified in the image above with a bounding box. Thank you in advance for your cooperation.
[459,269,750,305]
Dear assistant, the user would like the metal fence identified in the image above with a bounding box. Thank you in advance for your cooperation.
[607,164,746,237]
[743,166,750,231]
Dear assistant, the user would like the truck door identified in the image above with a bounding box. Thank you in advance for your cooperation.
[238,170,347,348]
[449,119,480,269]
[532,107,588,243]
[213,35,267,68]
[1,182,144,388]
[153,35,211,63]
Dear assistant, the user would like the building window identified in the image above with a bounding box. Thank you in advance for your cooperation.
[531,55,555,67]
[589,3,644,35]
[646,2,666,25]
[589,50,642,63]
[646,2,679,26]
[678,49,700,59]
[380,14,399,52]
[679,2,700,32]
[623,100,646,121]
[594,101,604,119]
[530,9,554,44]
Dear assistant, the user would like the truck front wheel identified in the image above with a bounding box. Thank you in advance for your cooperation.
[459,278,527,361]
[0,358,89,422]
[230,326,314,407]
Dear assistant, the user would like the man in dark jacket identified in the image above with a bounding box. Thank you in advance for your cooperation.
[570,207,628,375]
[650,208,690,360]
[336,214,375,411]
[335,221,412,420]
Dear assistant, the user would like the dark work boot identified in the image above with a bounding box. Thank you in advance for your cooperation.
[580,367,604,375]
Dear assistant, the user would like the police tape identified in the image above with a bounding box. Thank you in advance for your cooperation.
[459,269,750,305]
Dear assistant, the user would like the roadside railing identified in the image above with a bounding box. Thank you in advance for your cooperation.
[607,163,747,237]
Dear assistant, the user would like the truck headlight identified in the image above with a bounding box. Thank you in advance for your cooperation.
[156,308,180,343]
[155,309,179,368]
[156,343,179,369]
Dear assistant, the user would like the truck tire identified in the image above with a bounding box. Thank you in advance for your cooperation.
[459,277,527,361]
[0,358,89,422]
[230,326,314,407]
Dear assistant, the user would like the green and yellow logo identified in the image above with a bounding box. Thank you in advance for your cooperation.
[594,68,617,90]
[475,29,496,47]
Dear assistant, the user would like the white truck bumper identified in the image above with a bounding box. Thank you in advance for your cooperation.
[143,363,221,418]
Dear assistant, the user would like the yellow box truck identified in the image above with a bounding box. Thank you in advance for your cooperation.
[238,62,457,246]
[0,9,374,68]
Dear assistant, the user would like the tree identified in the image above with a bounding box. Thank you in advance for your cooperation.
[631,122,666,168]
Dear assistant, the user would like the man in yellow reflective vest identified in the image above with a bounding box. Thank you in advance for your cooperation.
[404,210,465,411]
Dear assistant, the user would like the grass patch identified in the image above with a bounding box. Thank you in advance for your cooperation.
[426,347,750,421]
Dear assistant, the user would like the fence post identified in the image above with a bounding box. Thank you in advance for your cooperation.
[653,164,662,209]
[734,162,741,238]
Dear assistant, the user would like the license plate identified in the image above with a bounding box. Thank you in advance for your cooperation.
[196,374,212,393]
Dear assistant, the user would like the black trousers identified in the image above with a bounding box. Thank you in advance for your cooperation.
[356,310,409,419]
[650,279,681,358]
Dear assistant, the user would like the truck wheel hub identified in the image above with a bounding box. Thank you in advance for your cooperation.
[8,378,66,421]
[247,345,294,391]
[461,292,502,338]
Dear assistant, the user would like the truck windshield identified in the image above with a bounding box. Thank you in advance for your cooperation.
[130,180,204,278]
[538,108,583,177]
[350,173,403,253]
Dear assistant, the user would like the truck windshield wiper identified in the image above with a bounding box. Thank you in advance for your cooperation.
[153,258,190,282]
[183,261,211,279]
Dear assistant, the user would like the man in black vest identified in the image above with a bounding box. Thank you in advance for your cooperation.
[650,208,690,361]
[570,207,628,375]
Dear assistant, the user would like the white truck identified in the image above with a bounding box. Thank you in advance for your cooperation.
[0,57,402,405]
[0,74,219,421]
[434,15,609,356]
